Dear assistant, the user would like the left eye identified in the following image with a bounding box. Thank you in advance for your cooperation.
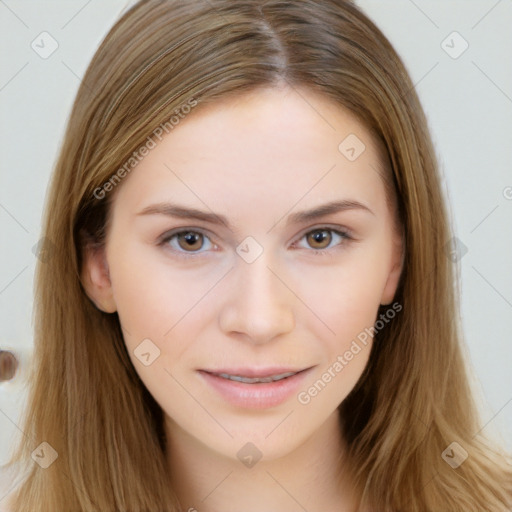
[296,228,350,251]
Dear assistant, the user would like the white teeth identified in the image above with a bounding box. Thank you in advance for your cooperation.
[217,371,297,384]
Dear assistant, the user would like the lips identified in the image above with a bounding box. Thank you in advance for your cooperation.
[198,366,313,409]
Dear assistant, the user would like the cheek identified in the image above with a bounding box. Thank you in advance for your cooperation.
[315,283,377,384]
[296,254,387,340]
[107,241,229,374]
[294,273,378,411]
[106,248,212,415]
[109,240,195,319]
[292,251,387,399]
[107,246,190,347]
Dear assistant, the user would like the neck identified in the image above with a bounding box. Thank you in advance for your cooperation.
[165,410,359,512]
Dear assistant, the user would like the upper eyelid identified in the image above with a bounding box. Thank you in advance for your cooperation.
[158,227,215,244]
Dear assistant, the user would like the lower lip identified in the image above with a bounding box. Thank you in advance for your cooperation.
[198,369,313,409]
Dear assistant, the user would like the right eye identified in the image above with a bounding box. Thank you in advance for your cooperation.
[160,229,215,257]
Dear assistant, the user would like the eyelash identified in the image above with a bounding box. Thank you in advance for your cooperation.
[158,226,354,260]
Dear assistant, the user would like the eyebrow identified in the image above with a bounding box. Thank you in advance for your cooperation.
[136,199,374,230]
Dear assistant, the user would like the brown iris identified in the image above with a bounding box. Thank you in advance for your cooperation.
[177,231,204,251]
[307,229,332,249]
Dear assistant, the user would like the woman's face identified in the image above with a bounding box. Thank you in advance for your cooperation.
[84,86,403,462]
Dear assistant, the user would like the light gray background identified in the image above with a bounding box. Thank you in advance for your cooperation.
[1,0,511,464]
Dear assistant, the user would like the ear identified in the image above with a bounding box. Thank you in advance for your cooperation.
[81,243,117,313]
[380,233,405,306]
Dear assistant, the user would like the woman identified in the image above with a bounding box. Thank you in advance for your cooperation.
[3,0,511,510]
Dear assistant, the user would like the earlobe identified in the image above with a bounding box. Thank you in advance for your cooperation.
[81,244,117,313]
[380,239,405,306]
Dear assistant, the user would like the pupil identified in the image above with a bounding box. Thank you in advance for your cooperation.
[184,233,198,244]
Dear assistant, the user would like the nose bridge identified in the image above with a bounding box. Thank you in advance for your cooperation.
[219,248,295,342]
[240,255,284,305]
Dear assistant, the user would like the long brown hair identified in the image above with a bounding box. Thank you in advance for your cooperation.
[6,1,511,510]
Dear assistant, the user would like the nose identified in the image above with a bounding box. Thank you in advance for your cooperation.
[218,255,295,345]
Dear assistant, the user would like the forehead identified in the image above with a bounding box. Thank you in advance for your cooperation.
[112,86,388,220]
[161,86,373,165]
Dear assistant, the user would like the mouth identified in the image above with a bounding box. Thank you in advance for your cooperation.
[197,366,314,409]
[209,370,302,384]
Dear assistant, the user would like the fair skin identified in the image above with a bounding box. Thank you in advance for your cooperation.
[83,86,403,511]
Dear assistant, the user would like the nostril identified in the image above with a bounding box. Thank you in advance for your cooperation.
[0,350,19,382]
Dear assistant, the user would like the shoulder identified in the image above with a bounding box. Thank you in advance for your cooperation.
[0,462,29,512]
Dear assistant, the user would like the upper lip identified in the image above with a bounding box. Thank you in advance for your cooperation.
[200,367,311,378]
